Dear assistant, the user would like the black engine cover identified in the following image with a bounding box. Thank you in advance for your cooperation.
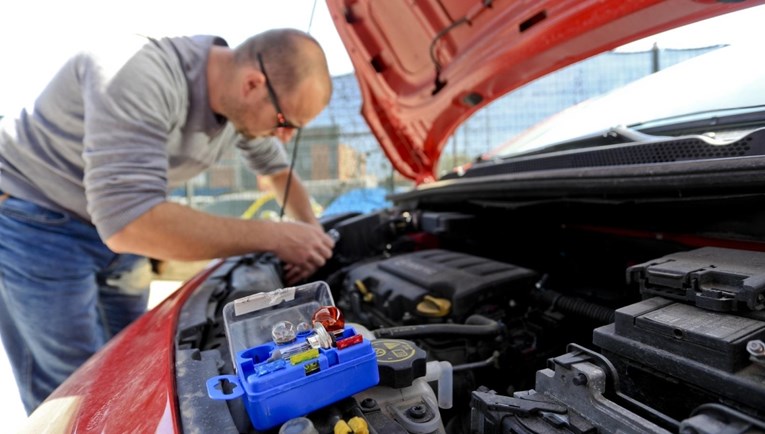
[345,249,537,320]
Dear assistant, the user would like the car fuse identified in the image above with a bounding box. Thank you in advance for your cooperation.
[289,348,320,365]
[336,334,363,350]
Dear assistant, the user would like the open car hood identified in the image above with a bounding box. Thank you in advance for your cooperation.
[326,0,762,183]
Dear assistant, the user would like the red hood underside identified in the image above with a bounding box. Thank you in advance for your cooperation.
[326,0,765,183]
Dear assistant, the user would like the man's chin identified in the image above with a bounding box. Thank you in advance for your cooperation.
[236,128,270,141]
[235,129,256,140]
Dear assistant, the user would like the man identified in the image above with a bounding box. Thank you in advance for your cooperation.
[0,28,335,413]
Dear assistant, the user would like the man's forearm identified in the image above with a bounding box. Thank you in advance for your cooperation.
[106,201,334,272]
[105,201,280,261]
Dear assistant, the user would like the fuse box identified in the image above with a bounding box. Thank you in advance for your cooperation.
[206,281,379,430]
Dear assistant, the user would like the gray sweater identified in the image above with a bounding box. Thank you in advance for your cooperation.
[0,35,288,240]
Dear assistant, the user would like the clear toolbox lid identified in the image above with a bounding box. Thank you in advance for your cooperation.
[222,281,335,369]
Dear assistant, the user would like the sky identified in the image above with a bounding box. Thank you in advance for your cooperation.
[1,1,765,115]
[0,0,353,114]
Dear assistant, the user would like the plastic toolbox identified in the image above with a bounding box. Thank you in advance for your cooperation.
[206,281,379,430]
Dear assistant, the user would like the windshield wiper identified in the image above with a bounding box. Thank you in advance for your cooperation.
[605,125,672,143]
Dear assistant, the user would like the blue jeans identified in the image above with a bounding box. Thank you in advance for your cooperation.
[0,195,149,413]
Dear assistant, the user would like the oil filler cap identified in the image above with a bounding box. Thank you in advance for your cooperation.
[416,295,452,317]
[372,339,426,388]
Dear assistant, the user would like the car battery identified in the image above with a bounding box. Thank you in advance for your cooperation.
[593,296,765,413]
[206,281,379,430]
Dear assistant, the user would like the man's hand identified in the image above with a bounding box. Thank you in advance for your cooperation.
[106,202,334,284]
[273,221,335,284]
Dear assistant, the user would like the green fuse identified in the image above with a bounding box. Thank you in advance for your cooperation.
[290,348,319,365]
[304,361,320,376]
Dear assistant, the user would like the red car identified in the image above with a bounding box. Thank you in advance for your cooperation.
[20,0,765,432]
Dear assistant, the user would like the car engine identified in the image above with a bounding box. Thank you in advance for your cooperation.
[175,201,765,433]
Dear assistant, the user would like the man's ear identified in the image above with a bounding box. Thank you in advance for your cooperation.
[242,68,266,98]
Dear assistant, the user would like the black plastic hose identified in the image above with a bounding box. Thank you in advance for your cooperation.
[533,290,615,324]
[373,314,502,339]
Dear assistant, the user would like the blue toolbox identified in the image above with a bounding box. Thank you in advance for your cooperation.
[206,281,379,430]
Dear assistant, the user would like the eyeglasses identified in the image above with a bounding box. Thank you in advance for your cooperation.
[257,53,300,130]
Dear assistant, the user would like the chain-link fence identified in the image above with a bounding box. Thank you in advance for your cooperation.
[180,45,722,218]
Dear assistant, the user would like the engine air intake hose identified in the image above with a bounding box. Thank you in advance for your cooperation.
[372,314,502,339]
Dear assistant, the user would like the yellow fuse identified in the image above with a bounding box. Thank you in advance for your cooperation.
[347,416,369,434]
[334,420,352,434]
[290,348,319,365]
[334,417,368,434]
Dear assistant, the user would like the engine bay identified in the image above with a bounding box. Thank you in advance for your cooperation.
[175,198,765,433]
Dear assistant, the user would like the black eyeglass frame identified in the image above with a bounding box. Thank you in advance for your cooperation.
[257,53,300,130]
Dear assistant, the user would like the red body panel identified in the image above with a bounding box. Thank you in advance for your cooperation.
[326,0,765,183]
[43,264,221,433]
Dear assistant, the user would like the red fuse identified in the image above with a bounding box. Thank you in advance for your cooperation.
[312,306,345,334]
[336,334,363,350]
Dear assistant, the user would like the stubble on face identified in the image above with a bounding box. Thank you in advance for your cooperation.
[222,92,271,140]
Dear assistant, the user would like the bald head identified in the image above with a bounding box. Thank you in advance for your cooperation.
[233,29,332,105]
[208,29,332,140]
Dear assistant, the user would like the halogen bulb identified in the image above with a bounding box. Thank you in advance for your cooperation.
[296,321,313,335]
[267,323,334,362]
[312,306,345,334]
[271,320,297,345]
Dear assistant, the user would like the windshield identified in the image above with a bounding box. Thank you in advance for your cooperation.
[490,42,765,159]
[436,6,765,175]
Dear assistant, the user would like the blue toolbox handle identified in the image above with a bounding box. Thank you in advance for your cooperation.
[206,375,245,400]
